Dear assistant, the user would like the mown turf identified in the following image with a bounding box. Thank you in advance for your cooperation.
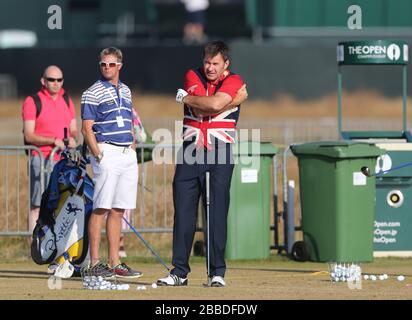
[0,254,411,300]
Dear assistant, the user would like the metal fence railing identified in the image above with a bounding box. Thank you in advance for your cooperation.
[0,144,178,236]
[134,144,175,233]
[0,146,44,236]
[0,117,408,237]
[0,144,280,240]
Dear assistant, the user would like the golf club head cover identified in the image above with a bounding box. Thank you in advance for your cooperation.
[54,260,74,279]
[176,88,188,104]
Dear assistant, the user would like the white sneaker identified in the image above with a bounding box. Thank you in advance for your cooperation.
[157,274,188,286]
[210,276,225,287]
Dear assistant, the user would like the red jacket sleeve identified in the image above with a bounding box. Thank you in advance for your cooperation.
[218,74,244,99]
[184,70,207,96]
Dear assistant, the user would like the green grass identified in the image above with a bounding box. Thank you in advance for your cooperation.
[0,237,31,263]
[2,235,411,273]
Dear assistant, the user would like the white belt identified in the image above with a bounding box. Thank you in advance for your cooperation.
[98,143,132,154]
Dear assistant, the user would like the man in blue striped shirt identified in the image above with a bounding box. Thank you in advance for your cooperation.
[81,47,141,279]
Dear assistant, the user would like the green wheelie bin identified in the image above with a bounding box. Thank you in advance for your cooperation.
[291,141,384,262]
[225,141,278,260]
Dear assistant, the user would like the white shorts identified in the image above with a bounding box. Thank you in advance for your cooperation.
[91,143,138,210]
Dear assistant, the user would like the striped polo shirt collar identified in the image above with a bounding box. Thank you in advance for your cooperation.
[99,77,123,89]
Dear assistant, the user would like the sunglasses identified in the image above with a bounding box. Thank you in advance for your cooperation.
[99,61,121,68]
[45,77,63,83]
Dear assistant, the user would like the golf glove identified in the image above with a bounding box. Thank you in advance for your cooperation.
[176,88,188,104]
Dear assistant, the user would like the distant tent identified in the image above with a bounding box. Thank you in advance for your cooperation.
[0,30,37,49]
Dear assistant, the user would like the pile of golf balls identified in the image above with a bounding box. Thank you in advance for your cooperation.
[82,276,130,290]
[329,263,362,282]
[363,274,389,281]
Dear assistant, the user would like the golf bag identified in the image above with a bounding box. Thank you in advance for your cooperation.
[31,146,94,272]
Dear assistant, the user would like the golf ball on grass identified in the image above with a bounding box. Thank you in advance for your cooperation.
[152,283,158,289]
[397,275,405,281]
[116,284,129,291]
[137,285,147,290]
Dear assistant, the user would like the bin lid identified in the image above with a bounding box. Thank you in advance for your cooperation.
[291,140,384,159]
[233,141,278,156]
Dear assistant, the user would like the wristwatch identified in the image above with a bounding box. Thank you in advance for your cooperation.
[95,153,103,163]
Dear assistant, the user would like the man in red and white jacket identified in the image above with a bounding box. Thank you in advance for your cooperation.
[158,41,248,287]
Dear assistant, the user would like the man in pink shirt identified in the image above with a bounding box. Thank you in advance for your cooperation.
[22,65,78,247]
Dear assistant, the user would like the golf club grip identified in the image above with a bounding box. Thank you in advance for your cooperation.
[81,142,87,158]
[63,128,68,147]
[206,172,210,205]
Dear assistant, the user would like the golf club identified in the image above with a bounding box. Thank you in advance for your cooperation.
[122,217,170,272]
[206,171,211,286]
[361,161,412,177]
[63,127,69,147]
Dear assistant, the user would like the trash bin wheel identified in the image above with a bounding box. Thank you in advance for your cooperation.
[291,241,308,262]
[193,240,205,256]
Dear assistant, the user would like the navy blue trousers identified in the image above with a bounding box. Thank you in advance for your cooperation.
[171,142,234,278]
